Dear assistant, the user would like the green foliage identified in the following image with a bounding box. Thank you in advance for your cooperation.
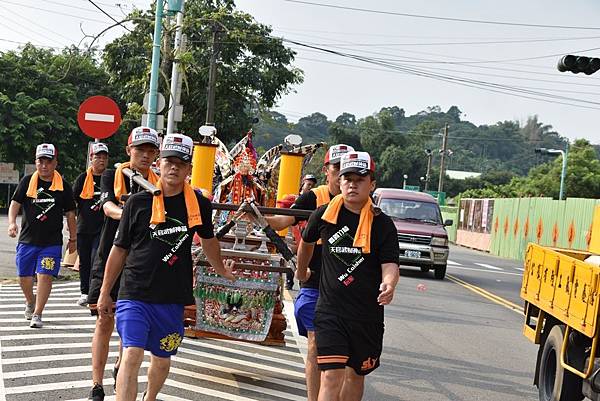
[0,45,127,182]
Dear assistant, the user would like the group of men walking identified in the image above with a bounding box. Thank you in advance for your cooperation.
[7,130,400,401]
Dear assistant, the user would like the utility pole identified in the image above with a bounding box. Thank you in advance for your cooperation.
[205,22,222,127]
[424,149,432,192]
[166,0,185,135]
[437,124,449,193]
[147,0,165,130]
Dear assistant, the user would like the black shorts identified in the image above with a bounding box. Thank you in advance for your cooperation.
[314,312,384,376]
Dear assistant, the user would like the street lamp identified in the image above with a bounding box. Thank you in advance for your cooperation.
[403,174,408,189]
[535,145,569,200]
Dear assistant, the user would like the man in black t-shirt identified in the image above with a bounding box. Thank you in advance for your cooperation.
[7,143,77,329]
[86,127,160,401]
[72,142,109,306]
[265,144,353,401]
[298,151,399,401]
[97,134,235,401]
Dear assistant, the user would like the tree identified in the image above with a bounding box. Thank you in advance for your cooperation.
[0,45,126,182]
[102,0,303,143]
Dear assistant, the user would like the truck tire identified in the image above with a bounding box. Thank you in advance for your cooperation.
[420,266,430,273]
[538,325,583,401]
[434,265,446,280]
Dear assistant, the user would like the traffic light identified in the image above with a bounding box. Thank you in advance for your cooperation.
[557,55,600,75]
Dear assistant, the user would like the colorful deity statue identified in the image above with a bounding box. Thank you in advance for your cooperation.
[218,147,264,205]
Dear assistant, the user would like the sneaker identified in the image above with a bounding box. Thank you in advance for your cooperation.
[29,314,43,328]
[141,391,147,401]
[24,302,34,320]
[88,383,105,401]
[77,293,88,307]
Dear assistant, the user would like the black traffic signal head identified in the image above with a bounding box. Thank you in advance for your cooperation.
[557,55,600,75]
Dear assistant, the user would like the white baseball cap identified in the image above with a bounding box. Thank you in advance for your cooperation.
[324,144,354,165]
[91,142,109,155]
[160,134,194,163]
[339,151,376,177]
[128,126,160,148]
[36,143,56,160]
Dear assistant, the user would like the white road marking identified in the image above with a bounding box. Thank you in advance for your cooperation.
[474,263,503,271]
[447,265,522,276]
[84,113,115,123]
[446,260,461,266]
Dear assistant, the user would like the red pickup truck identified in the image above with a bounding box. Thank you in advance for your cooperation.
[372,188,452,280]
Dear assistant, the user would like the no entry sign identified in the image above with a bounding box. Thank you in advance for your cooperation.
[77,96,122,139]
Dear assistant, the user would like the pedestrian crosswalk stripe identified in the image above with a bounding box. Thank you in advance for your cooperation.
[2,351,119,365]
[0,324,96,331]
[0,316,96,323]
[1,309,89,315]
[178,344,305,370]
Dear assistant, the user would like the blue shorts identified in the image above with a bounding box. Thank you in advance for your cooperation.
[116,300,184,358]
[16,243,62,277]
[294,288,319,337]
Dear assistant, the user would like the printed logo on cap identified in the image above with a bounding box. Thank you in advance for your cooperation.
[129,126,159,147]
[161,134,193,161]
[91,143,109,154]
[326,144,354,164]
[36,143,56,159]
[340,151,375,174]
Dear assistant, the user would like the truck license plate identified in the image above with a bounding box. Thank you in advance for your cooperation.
[405,250,421,258]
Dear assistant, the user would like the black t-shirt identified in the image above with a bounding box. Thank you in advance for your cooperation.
[291,190,332,289]
[302,204,399,322]
[91,168,133,282]
[115,190,214,305]
[12,174,76,246]
[72,172,104,235]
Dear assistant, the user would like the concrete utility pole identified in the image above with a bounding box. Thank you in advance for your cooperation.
[437,124,449,193]
[166,0,185,135]
[205,22,222,126]
[424,149,433,192]
[147,0,165,130]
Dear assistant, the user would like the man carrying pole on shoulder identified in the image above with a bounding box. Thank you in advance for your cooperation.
[97,133,236,401]
[266,144,353,401]
[86,127,160,401]
[298,151,400,401]
[7,143,77,328]
[72,142,109,306]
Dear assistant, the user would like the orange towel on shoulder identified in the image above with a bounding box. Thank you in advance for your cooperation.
[114,162,159,204]
[150,180,202,228]
[79,168,96,200]
[26,171,64,198]
[322,194,374,254]
[311,185,331,208]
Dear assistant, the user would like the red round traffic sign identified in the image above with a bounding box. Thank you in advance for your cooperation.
[77,96,122,139]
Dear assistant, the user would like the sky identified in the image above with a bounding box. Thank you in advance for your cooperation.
[2,1,600,142]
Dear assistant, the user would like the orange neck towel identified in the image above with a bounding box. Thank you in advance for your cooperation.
[79,167,97,200]
[322,194,374,254]
[150,180,202,228]
[26,171,64,199]
[114,162,159,204]
[311,185,331,207]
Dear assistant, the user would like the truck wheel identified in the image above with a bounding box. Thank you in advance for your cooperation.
[420,266,430,273]
[434,265,446,280]
[538,325,583,401]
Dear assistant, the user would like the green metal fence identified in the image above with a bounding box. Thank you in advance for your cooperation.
[488,198,599,261]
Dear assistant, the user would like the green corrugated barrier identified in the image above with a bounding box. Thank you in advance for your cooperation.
[488,198,599,261]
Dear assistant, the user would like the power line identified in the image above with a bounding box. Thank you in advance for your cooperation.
[86,0,132,32]
[0,37,63,50]
[3,4,77,44]
[284,39,600,110]
[0,0,107,23]
[282,0,600,30]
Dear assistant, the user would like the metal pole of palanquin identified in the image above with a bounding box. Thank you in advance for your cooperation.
[147,0,165,130]
[166,0,185,135]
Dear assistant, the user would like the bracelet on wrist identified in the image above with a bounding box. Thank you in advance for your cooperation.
[68,238,76,242]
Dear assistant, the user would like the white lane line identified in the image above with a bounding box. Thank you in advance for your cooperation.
[447,265,522,276]
[474,263,503,271]
[0,324,95,331]
[446,260,461,266]
[177,347,305,378]
[169,366,306,401]
[0,316,95,323]
[515,267,524,271]
[84,112,115,123]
